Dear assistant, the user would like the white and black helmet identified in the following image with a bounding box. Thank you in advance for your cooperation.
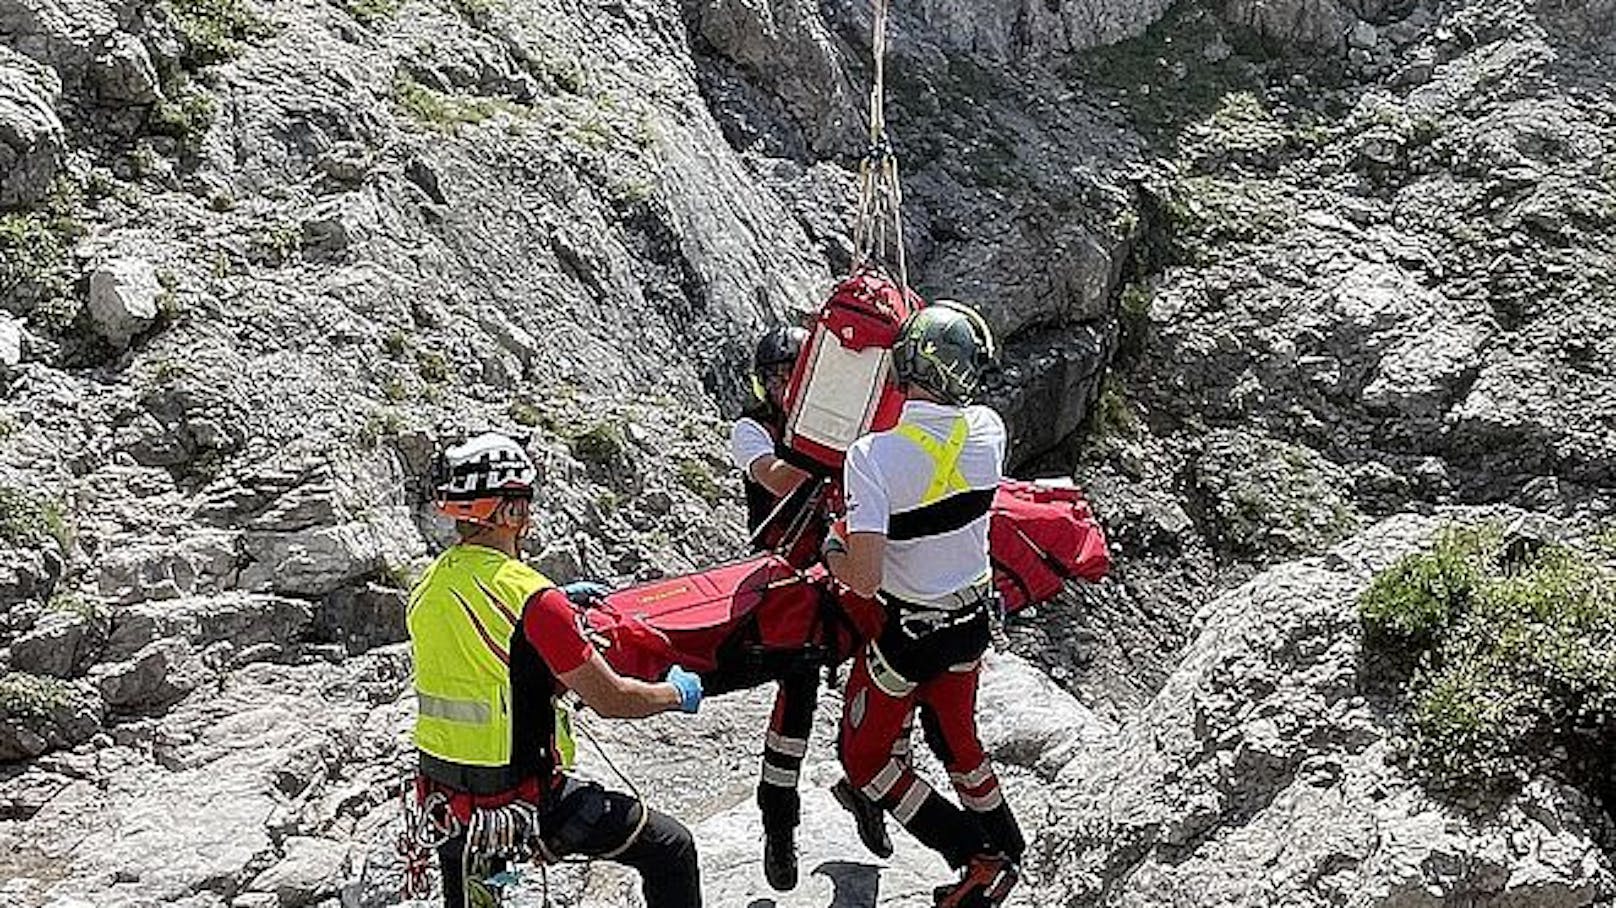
[432,432,538,522]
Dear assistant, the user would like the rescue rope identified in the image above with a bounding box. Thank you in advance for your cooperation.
[850,0,907,288]
[398,717,651,907]
[571,713,652,859]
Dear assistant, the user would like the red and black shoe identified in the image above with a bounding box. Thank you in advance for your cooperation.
[933,853,1020,908]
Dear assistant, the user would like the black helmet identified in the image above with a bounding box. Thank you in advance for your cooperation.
[753,325,808,374]
[752,325,808,404]
[891,300,997,404]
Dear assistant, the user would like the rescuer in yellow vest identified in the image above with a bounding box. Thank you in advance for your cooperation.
[408,432,705,908]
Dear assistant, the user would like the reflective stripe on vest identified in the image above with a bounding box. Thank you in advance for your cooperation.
[407,546,575,769]
[887,417,995,542]
[893,417,971,505]
[417,691,492,723]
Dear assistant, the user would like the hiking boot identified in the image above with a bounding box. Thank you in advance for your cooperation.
[932,854,1019,908]
[763,827,798,891]
[832,777,893,858]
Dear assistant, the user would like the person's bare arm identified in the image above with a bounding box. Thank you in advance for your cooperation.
[749,454,811,498]
[825,531,886,598]
[559,652,682,718]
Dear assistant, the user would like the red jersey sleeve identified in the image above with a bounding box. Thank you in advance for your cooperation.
[522,588,594,675]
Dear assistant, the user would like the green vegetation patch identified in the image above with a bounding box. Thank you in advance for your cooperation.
[149,82,219,151]
[394,73,522,132]
[1092,373,1139,438]
[1164,175,1298,262]
[1361,523,1616,798]
[1361,524,1503,645]
[0,486,70,551]
[676,459,723,507]
[0,672,90,722]
[167,0,271,69]
[568,419,628,470]
[341,0,402,24]
[47,590,103,623]
[0,206,83,319]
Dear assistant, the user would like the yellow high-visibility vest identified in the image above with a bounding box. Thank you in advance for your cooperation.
[407,545,576,770]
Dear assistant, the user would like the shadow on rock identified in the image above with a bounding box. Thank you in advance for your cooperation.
[811,860,881,908]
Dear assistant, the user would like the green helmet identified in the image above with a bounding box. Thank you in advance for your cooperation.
[891,300,997,404]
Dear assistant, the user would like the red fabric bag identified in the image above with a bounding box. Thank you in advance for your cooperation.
[585,556,837,686]
[989,480,1111,613]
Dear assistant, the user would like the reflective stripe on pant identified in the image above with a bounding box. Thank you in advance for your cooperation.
[838,649,1007,867]
[757,669,819,835]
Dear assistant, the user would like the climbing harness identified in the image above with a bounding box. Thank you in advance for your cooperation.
[396,703,652,906]
[851,0,908,288]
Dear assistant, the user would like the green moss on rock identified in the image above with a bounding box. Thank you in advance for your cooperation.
[1361,523,1616,798]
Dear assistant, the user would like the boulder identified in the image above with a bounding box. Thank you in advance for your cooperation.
[0,45,63,207]
[0,672,104,760]
[1222,0,1355,49]
[103,593,313,663]
[0,313,24,369]
[87,257,162,350]
[89,31,162,105]
[10,608,94,678]
[697,0,862,154]
[96,530,241,605]
[243,836,351,907]
[312,583,408,655]
[94,637,195,709]
[1037,513,1616,906]
[1190,428,1361,558]
[238,509,423,598]
[0,536,65,611]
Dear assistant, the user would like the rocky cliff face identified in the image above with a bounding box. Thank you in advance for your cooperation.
[3,0,1616,905]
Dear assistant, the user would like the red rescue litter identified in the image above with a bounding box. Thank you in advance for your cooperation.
[581,480,1110,686]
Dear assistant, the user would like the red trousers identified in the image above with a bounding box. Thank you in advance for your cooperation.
[837,622,1023,866]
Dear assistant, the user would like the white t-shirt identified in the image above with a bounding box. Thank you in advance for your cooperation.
[843,400,1006,602]
[730,416,776,476]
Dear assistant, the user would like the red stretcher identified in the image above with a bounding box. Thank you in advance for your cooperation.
[583,478,1110,689]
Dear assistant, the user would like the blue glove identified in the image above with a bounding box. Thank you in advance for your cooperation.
[561,580,611,605]
[666,665,703,714]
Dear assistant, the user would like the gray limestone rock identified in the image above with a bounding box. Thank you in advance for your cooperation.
[10,607,95,678]
[94,637,195,709]
[1039,513,1616,907]
[905,0,1175,61]
[87,257,162,350]
[243,835,352,907]
[1223,0,1355,48]
[0,313,23,368]
[0,45,63,207]
[89,31,161,105]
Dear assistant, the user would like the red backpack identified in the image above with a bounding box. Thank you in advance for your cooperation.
[780,270,922,472]
[990,480,1111,613]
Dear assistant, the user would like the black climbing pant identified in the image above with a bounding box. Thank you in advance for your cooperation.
[438,776,701,908]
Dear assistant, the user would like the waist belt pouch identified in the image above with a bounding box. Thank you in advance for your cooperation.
[542,781,610,856]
